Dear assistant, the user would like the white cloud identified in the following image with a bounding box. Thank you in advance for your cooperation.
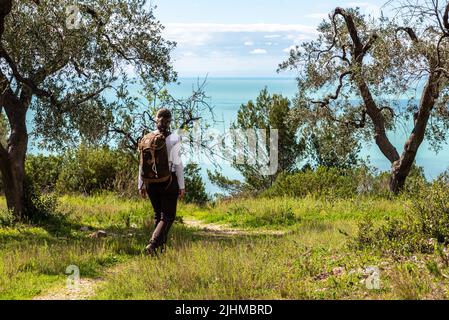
[250,48,267,55]
[210,50,228,57]
[162,23,319,76]
[305,13,329,19]
[264,34,281,39]
[284,33,314,44]
[165,23,317,34]
[182,51,197,57]
[164,31,212,46]
[282,45,298,53]
[173,54,285,77]
[345,2,381,17]
[162,23,318,47]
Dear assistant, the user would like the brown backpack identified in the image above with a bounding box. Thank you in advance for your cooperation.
[138,131,171,184]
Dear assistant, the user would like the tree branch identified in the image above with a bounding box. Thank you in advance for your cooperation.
[437,33,449,70]
[312,70,352,106]
[362,33,379,55]
[444,2,449,31]
[0,47,59,105]
[80,5,134,61]
[333,7,400,163]
[109,126,138,151]
[334,7,364,58]
[396,27,419,42]
[0,69,20,107]
[312,11,339,62]
[379,106,395,117]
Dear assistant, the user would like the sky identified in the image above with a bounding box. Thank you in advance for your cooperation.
[152,0,387,77]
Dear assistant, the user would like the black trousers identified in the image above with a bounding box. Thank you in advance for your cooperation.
[145,173,179,249]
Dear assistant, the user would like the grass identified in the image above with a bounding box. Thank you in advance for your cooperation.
[0,194,152,299]
[181,196,408,229]
[94,220,449,300]
[0,193,448,300]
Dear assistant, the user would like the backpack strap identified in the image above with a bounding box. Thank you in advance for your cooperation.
[150,147,158,177]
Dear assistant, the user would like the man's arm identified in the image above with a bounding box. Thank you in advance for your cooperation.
[172,135,185,198]
[138,152,147,198]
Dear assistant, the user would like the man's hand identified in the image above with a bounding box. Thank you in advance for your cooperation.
[139,188,147,199]
[178,189,186,199]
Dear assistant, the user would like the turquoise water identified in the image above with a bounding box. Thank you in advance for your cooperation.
[169,78,449,194]
[27,77,449,195]
[167,77,301,193]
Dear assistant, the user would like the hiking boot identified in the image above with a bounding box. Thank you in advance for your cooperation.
[145,242,159,257]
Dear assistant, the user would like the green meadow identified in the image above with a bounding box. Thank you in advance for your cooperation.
[1,193,448,300]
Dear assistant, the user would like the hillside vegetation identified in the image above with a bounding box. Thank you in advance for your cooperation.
[1,183,449,300]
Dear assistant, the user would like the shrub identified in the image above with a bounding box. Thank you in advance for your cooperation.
[23,175,62,224]
[353,172,449,254]
[183,163,209,205]
[411,174,449,244]
[352,215,377,249]
[262,164,425,200]
[263,167,359,198]
[113,161,139,198]
[25,154,63,192]
[402,164,429,196]
[56,145,136,195]
[0,208,14,227]
[351,215,430,254]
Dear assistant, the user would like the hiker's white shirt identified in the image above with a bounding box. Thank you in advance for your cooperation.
[138,131,185,190]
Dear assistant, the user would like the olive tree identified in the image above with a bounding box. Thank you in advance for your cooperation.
[0,0,176,217]
[280,1,449,193]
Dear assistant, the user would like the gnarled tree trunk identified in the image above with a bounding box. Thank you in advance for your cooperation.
[0,1,28,218]
[333,7,442,195]
[389,73,439,194]
[0,146,27,217]
[0,88,30,218]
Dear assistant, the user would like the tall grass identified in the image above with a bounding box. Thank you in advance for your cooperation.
[94,221,449,300]
[184,196,407,229]
[0,193,447,300]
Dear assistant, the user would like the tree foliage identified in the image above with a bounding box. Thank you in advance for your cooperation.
[279,2,449,193]
[7,0,177,149]
[290,101,362,170]
[25,154,63,192]
[210,89,305,194]
[0,0,176,216]
[183,163,209,205]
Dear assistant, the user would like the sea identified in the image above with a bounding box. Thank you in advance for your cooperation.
[166,78,449,194]
[29,77,449,195]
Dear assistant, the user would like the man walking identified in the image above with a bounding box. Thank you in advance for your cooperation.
[138,108,185,256]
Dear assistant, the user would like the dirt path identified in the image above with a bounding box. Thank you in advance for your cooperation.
[33,217,285,300]
[33,262,126,301]
[33,278,102,300]
[182,217,286,237]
